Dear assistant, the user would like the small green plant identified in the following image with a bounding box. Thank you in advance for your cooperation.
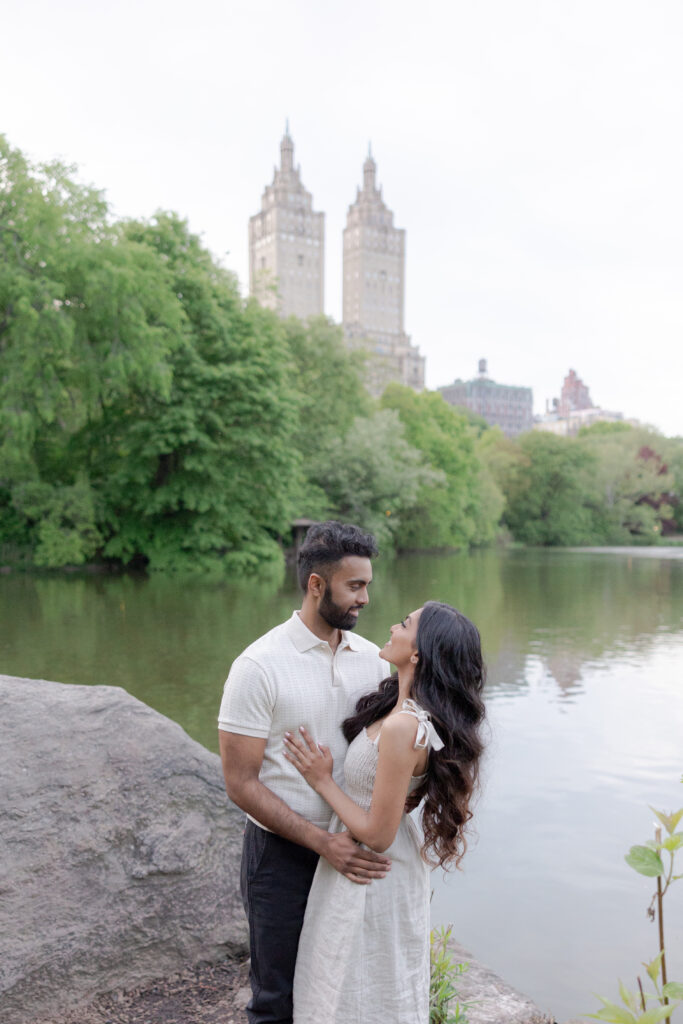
[430,925,471,1024]
[589,779,683,1024]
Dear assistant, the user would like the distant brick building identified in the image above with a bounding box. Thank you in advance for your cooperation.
[535,369,626,436]
[558,369,592,417]
[438,360,533,437]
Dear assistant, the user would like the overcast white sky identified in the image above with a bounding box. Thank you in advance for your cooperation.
[3,0,682,435]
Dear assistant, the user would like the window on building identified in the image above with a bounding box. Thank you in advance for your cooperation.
[297,254,304,266]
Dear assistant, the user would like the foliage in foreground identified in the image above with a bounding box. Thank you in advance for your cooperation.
[589,781,683,1024]
[430,925,470,1024]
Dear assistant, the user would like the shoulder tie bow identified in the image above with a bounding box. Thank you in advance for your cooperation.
[400,698,445,752]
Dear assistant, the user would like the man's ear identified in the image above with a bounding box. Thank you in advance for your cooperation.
[308,572,325,599]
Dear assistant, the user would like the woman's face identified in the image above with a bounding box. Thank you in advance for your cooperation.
[379,607,422,667]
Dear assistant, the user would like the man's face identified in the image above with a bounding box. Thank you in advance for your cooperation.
[318,556,373,631]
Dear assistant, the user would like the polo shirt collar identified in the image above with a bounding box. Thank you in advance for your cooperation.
[287,611,362,653]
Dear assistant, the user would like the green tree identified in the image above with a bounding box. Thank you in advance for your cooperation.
[502,431,599,545]
[660,435,683,532]
[11,478,102,567]
[381,385,502,549]
[310,408,442,548]
[284,316,372,519]
[1,139,303,573]
[578,425,675,543]
[0,137,183,564]
[91,213,302,574]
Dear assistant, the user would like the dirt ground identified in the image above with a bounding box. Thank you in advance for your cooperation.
[42,958,251,1024]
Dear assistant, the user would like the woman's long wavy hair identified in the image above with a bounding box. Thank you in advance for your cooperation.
[342,601,486,869]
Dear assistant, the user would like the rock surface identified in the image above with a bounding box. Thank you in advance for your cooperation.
[0,675,246,1024]
[447,939,554,1024]
[39,950,557,1024]
[1,674,556,1024]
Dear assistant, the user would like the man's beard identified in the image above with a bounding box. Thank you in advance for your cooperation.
[318,587,360,631]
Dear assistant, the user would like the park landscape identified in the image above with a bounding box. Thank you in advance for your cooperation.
[2,77,683,1024]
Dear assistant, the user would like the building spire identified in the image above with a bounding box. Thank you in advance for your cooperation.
[363,146,376,193]
[280,123,294,173]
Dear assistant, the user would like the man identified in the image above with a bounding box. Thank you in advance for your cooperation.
[218,521,390,1024]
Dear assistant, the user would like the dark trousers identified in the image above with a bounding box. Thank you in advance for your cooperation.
[241,819,319,1024]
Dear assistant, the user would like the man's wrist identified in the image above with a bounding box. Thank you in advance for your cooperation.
[308,825,330,858]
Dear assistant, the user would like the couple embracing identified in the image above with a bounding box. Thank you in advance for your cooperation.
[218,521,486,1024]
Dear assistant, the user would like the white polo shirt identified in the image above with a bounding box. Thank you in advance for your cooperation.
[218,611,386,830]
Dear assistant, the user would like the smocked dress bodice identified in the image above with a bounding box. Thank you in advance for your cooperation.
[342,698,444,810]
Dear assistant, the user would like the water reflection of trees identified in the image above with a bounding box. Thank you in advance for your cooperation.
[1,551,681,747]
[376,551,683,699]
[0,572,301,752]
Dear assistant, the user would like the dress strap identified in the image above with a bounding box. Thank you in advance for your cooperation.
[398,699,445,751]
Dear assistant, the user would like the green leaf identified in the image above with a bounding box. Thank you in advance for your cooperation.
[650,807,683,835]
[668,809,683,832]
[637,1004,680,1024]
[619,981,639,1013]
[644,951,664,984]
[625,846,664,877]
[662,833,683,853]
[662,982,683,999]
[589,997,638,1023]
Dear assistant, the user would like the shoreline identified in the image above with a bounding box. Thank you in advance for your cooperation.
[2,542,683,576]
[562,544,683,559]
[40,946,560,1024]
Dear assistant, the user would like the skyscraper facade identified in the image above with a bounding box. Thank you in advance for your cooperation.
[342,150,424,393]
[248,128,324,319]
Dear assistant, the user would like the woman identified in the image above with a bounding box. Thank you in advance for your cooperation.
[283,600,486,1024]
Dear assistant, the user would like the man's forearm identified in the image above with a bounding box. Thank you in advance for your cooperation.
[228,775,330,855]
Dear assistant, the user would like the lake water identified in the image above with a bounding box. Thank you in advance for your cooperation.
[2,548,682,1021]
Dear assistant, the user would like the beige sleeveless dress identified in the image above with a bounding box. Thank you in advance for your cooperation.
[293,700,442,1024]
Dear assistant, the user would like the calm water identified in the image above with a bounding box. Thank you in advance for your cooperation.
[2,549,682,1021]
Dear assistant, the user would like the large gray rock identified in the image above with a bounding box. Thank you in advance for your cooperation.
[0,675,247,1024]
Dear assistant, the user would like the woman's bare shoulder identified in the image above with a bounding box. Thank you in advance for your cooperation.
[379,712,420,747]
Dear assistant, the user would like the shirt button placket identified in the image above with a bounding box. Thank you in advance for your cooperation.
[331,648,342,687]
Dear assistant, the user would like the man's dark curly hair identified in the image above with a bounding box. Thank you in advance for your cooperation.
[297,521,378,592]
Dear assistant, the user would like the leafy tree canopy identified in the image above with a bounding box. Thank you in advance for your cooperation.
[578,426,675,542]
[90,213,302,574]
[502,431,599,546]
[284,316,372,520]
[381,385,502,549]
[309,408,443,548]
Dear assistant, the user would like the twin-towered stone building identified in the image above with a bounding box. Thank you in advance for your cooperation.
[249,128,425,392]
